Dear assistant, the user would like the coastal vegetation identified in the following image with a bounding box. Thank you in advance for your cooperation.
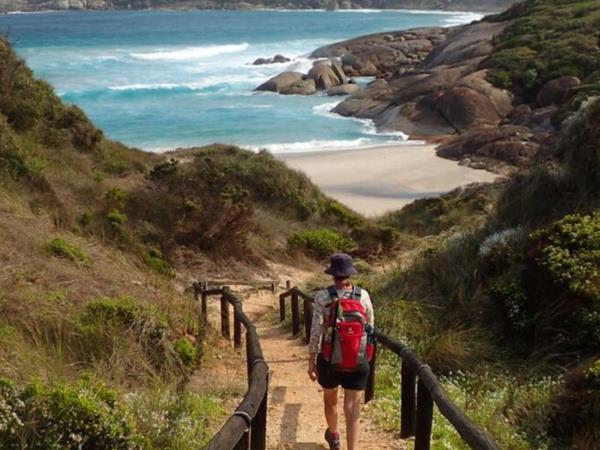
[364,92,600,449]
[485,0,600,103]
[1,0,599,447]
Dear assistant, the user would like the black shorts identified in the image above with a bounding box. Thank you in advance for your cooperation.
[317,354,370,391]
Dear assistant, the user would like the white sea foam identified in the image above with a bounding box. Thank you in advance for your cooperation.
[130,43,250,61]
[335,9,382,13]
[107,73,265,92]
[244,137,416,154]
[108,82,204,91]
[312,101,408,141]
[442,12,484,26]
[312,100,344,118]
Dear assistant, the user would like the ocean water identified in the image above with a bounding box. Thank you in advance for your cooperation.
[0,9,481,152]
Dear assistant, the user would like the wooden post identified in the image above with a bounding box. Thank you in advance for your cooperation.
[365,341,377,403]
[401,361,417,438]
[415,379,434,450]
[291,290,300,336]
[279,293,286,323]
[303,298,312,344]
[250,371,269,450]
[234,311,242,349]
[221,290,230,340]
[286,280,291,289]
[201,288,208,325]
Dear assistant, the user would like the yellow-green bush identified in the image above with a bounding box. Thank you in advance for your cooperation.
[288,228,355,259]
[143,247,174,277]
[47,237,90,265]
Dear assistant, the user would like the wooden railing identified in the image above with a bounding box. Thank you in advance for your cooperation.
[279,284,500,450]
[194,282,269,450]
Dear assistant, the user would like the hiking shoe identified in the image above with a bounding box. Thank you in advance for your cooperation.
[324,428,341,450]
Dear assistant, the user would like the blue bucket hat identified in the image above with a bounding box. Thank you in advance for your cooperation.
[324,253,358,278]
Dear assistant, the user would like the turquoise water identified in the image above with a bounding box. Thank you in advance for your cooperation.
[0,9,480,152]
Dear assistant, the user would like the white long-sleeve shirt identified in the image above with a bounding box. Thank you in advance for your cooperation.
[308,287,374,354]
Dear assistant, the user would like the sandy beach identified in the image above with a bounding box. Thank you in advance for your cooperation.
[277,143,499,217]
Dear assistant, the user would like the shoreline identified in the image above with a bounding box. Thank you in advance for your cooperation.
[276,143,498,217]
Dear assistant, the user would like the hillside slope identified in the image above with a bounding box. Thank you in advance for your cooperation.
[0,34,396,448]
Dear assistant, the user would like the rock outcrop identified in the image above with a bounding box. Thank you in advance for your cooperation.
[255,71,304,93]
[307,62,344,90]
[332,21,514,138]
[252,54,291,65]
[255,59,354,95]
[311,27,449,78]
[536,76,581,107]
[280,79,317,95]
[436,125,543,173]
[327,83,361,96]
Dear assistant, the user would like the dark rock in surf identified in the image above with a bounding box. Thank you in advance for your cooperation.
[255,71,304,92]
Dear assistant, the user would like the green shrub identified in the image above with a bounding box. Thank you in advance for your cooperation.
[76,296,168,340]
[143,247,174,277]
[149,159,179,181]
[107,210,128,226]
[534,212,600,300]
[0,378,141,449]
[75,296,170,366]
[490,276,531,335]
[47,237,90,265]
[125,390,224,449]
[105,187,128,210]
[288,229,355,259]
[173,337,197,369]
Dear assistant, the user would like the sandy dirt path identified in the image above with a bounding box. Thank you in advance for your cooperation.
[221,276,406,450]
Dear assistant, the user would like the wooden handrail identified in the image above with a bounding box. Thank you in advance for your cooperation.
[194,284,269,450]
[281,284,500,450]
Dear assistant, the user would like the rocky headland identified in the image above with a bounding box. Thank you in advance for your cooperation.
[256,14,585,175]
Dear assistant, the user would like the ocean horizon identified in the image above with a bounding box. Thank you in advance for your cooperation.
[0,9,482,153]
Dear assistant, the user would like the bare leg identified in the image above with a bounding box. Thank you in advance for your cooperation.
[344,389,363,450]
[323,387,339,433]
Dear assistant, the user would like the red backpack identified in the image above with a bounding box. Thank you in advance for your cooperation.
[321,286,374,371]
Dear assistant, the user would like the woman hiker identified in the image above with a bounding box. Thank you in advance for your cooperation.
[308,253,375,450]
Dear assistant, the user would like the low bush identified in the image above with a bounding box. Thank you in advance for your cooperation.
[47,237,90,265]
[74,296,171,371]
[149,158,179,181]
[143,247,174,277]
[107,210,128,226]
[125,389,224,449]
[173,337,197,370]
[288,229,355,259]
[534,212,600,300]
[0,378,141,449]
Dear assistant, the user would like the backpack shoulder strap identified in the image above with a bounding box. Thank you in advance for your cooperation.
[352,286,362,300]
[327,286,338,301]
